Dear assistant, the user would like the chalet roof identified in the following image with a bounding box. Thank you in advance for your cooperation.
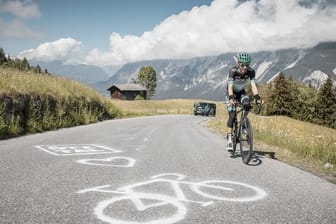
[107,83,147,91]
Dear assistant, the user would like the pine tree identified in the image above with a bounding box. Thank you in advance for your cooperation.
[291,83,316,121]
[0,48,7,65]
[264,72,293,116]
[332,84,336,129]
[22,57,30,70]
[315,76,335,128]
[33,65,42,73]
[36,65,42,73]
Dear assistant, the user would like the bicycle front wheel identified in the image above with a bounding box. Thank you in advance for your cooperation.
[231,120,238,155]
[239,117,253,164]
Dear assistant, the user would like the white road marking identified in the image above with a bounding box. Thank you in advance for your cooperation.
[95,193,186,224]
[35,144,121,156]
[78,173,267,224]
[76,157,136,167]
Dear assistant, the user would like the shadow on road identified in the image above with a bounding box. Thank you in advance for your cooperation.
[254,151,277,159]
[229,150,277,166]
[248,151,278,166]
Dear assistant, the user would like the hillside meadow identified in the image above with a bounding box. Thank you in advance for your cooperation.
[0,67,121,137]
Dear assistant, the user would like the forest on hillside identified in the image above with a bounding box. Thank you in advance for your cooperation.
[257,73,336,129]
[0,48,51,75]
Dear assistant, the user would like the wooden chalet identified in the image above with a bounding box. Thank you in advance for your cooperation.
[107,83,147,100]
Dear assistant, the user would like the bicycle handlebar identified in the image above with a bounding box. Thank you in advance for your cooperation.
[254,103,263,115]
[223,101,264,115]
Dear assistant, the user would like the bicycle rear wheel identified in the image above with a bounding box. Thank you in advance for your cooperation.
[239,117,253,164]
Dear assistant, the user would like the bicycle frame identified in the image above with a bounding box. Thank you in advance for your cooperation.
[234,104,248,136]
[231,102,261,164]
[231,103,245,147]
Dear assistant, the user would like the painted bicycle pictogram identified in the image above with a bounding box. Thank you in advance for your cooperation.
[78,173,267,224]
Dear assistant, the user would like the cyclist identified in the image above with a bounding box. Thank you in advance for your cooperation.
[226,52,264,151]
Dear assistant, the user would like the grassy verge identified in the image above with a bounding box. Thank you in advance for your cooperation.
[110,98,198,117]
[0,67,122,138]
[206,102,336,183]
[0,67,107,99]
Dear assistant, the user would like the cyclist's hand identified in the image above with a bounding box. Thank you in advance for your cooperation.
[254,95,264,114]
[256,99,264,105]
[229,95,236,105]
[254,94,264,105]
[230,99,236,105]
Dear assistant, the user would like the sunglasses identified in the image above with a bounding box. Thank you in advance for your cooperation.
[239,63,249,67]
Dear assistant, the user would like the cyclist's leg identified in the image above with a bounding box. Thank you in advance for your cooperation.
[226,100,236,151]
[226,105,235,130]
[235,90,244,104]
[239,90,251,134]
[229,90,244,154]
[240,90,252,111]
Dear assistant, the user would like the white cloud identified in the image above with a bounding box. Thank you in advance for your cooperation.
[19,0,336,66]
[0,0,41,18]
[17,38,82,63]
[0,0,42,39]
[83,0,336,66]
[0,18,42,38]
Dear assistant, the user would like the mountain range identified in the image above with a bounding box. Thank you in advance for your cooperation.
[35,42,336,101]
[30,60,111,84]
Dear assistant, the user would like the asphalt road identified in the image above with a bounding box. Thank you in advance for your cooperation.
[1,115,335,224]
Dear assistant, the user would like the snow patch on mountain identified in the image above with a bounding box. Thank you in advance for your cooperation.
[213,80,226,89]
[256,61,273,80]
[333,67,336,75]
[207,63,228,74]
[267,72,280,83]
[284,50,306,70]
[302,70,329,88]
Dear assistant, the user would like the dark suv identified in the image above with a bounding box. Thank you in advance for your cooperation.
[193,102,216,116]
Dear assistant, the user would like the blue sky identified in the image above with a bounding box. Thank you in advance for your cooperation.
[1,0,212,55]
[1,0,336,67]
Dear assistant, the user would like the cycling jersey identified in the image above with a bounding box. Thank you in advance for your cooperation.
[227,66,256,93]
[225,63,260,129]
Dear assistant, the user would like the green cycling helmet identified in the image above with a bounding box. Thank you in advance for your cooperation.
[238,52,251,64]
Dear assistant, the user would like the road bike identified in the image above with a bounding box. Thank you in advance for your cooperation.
[230,100,263,164]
